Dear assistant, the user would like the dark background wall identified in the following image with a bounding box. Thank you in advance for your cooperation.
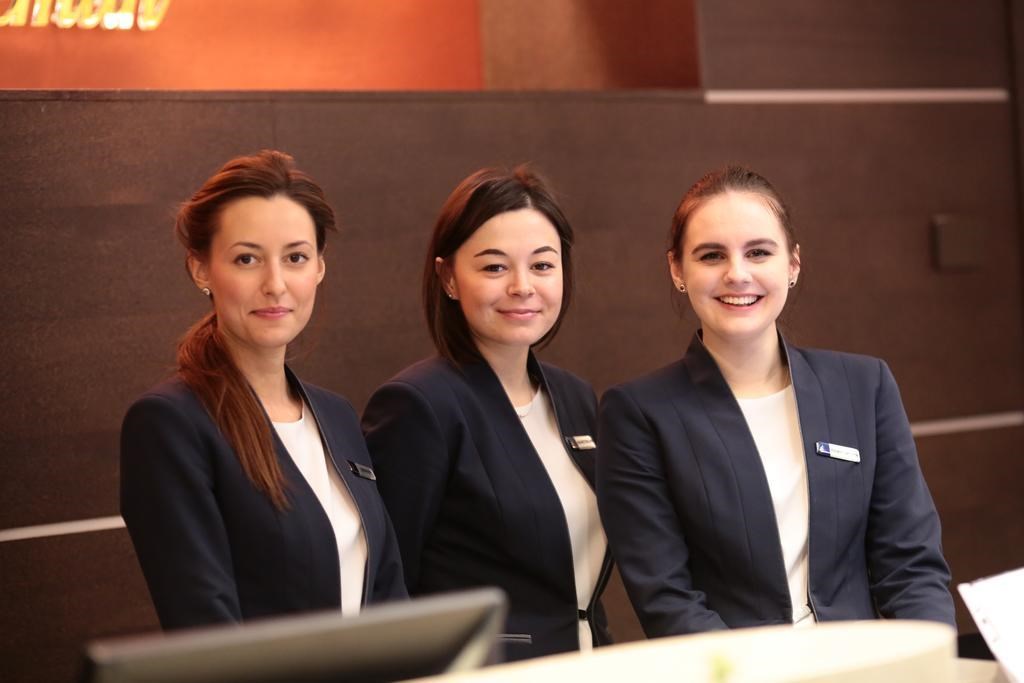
[2,2,1023,681]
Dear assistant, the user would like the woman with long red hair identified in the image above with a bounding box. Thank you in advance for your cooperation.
[120,150,405,630]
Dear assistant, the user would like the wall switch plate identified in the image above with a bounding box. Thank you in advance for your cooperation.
[931,214,986,271]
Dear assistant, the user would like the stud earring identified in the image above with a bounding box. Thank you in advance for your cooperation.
[677,283,687,294]
[201,287,211,297]
[788,281,796,289]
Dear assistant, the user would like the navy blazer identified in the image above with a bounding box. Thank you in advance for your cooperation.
[362,354,613,661]
[120,370,407,630]
[596,334,955,637]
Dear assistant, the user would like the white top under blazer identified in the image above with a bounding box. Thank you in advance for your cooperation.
[274,403,368,616]
[737,385,813,626]
[517,388,608,650]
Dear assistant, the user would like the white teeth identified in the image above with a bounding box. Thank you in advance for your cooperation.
[719,295,758,306]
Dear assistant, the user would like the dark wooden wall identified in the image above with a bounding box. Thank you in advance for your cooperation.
[1,2,1022,680]
[697,1,1008,88]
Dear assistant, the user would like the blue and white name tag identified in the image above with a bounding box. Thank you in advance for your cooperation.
[815,441,861,463]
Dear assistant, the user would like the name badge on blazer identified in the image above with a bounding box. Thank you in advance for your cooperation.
[565,435,596,451]
[347,460,377,480]
[815,441,861,463]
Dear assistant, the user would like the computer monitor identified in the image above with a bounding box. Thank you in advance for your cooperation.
[79,587,507,683]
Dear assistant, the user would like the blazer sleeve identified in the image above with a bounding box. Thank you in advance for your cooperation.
[362,380,451,591]
[596,386,728,637]
[369,502,411,603]
[120,394,241,629]
[865,361,956,627]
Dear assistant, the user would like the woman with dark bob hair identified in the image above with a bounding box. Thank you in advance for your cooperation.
[362,166,612,660]
[121,150,406,630]
[596,166,955,637]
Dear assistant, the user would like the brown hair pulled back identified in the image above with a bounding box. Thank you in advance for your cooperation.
[176,150,336,510]
[668,165,798,261]
[423,165,575,364]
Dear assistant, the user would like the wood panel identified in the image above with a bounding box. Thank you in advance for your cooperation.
[1012,0,1024,361]
[917,427,1024,632]
[697,0,1009,89]
[0,530,157,683]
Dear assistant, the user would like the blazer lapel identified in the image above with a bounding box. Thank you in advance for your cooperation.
[529,354,614,610]
[460,358,576,594]
[681,333,789,588]
[784,343,839,573]
[288,369,373,604]
[256,370,324,507]
[528,354,596,489]
[288,372,371,513]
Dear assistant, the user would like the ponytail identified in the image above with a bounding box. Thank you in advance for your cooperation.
[177,312,289,510]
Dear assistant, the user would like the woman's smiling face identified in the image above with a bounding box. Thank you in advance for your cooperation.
[444,208,563,359]
[670,190,800,350]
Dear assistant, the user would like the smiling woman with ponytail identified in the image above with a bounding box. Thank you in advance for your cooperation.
[120,151,406,630]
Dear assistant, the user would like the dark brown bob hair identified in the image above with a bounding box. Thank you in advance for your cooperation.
[423,165,575,364]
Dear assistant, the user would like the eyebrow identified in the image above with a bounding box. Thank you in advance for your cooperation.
[473,246,559,257]
[229,240,314,250]
[690,238,778,254]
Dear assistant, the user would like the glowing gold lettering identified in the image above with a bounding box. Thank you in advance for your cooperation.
[75,0,118,29]
[0,0,168,29]
[101,0,133,29]
[29,0,53,26]
[54,0,81,28]
[54,0,119,29]
[0,0,31,27]
[135,0,168,30]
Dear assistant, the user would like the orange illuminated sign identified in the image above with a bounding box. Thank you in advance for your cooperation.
[0,0,171,30]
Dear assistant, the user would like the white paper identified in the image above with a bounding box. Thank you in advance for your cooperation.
[959,566,1024,683]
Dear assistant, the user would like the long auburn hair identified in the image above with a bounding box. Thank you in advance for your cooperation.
[423,165,576,364]
[176,150,336,510]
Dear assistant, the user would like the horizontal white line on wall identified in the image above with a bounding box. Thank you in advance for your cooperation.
[704,88,1009,104]
[0,515,124,543]
[910,411,1024,438]
[1,409,1021,543]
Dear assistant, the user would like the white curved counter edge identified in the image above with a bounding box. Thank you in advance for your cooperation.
[412,620,962,683]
